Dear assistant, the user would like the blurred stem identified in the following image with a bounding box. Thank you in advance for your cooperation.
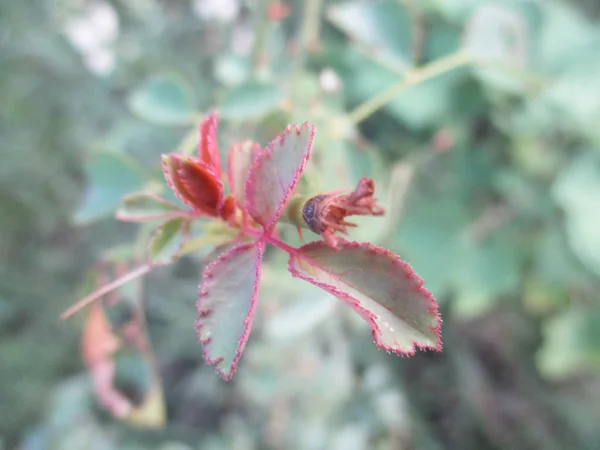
[290,0,323,104]
[302,0,323,51]
[251,0,272,78]
[347,50,470,126]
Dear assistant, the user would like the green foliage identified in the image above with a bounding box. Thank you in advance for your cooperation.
[2,0,600,448]
[129,75,197,126]
[74,151,145,224]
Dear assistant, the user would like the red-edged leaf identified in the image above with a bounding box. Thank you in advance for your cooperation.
[198,112,222,178]
[227,140,261,206]
[161,154,223,216]
[245,123,315,229]
[196,242,265,380]
[115,192,182,222]
[288,240,441,354]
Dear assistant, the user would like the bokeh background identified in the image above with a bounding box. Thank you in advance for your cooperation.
[2,0,600,449]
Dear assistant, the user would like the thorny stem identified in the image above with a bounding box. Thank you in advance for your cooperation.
[347,50,470,125]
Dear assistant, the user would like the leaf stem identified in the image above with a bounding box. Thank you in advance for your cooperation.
[61,265,152,319]
[347,50,470,126]
[250,0,272,78]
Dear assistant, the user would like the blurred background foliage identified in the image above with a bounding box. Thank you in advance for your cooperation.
[1,0,600,449]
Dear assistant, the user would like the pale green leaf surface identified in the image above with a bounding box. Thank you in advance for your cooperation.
[553,153,600,276]
[219,82,283,120]
[328,0,412,71]
[537,305,600,379]
[148,218,187,266]
[197,243,264,380]
[74,151,145,224]
[288,241,440,354]
[129,76,195,125]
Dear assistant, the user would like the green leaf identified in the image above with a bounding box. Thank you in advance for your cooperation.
[452,226,522,318]
[197,242,265,380]
[74,150,145,224]
[537,304,600,379]
[219,82,284,120]
[463,4,531,93]
[129,75,196,125]
[553,153,600,276]
[148,218,188,266]
[327,0,412,71]
[288,240,441,354]
[115,192,182,222]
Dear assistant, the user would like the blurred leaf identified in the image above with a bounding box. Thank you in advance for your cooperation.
[289,240,441,354]
[115,192,181,222]
[464,4,531,93]
[393,194,469,295]
[219,82,284,120]
[74,150,145,224]
[452,227,522,318]
[342,50,463,130]
[148,218,188,266]
[126,381,165,429]
[537,304,600,379]
[246,123,314,228]
[214,54,250,86]
[197,242,265,380]
[327,0,412,71]
[553,153,600,276]
[129,75,196,125]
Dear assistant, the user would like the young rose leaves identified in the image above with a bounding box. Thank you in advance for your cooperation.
[245,123,315,230]
[115,192,182,222]
[162,154,223,216]
[288,240,441,354]
[148,218,189,266]
[196,242,265,380]
[227,140,261,206]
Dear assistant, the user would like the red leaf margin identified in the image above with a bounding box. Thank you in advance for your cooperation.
[244,122,316,232]
[287,239,442,355]
[198,112,222,178]
[195,241,265,380]
[161,154,224,216]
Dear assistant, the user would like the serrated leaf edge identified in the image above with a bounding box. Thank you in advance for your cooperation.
[244,122,315,231]
[115,192,183,222]
[161,153,224,215]
[195,241,265,380]
[287,239,442,354]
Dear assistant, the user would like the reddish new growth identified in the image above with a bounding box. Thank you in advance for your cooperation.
[302,177,385,249]
[64,111,441,382]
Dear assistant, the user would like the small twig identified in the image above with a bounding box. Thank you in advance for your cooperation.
[61,265,152,319]
[347,50,470,126]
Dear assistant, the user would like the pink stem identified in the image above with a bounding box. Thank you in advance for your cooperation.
[61,265,152,319]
